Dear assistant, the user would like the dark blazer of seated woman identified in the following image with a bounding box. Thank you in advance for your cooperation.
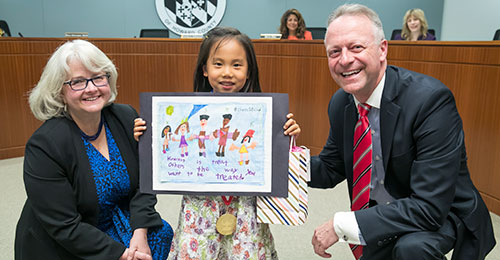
[15,104,171,259]
[393,32,436,41]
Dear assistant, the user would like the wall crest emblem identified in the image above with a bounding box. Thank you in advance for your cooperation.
[156,0,226,35]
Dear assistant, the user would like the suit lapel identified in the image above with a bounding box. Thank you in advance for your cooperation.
[344,98,357,183]
[380,66,401,170]
[380,100,400,170]
[343,66,402,183]
[104,106,139,191]
[65,117,100,224]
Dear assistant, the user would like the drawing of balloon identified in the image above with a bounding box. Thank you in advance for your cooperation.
[166,105,174,115]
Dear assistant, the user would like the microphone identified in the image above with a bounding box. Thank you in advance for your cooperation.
[18,32,24,37]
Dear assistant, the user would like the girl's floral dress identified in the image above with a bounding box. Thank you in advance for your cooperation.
[168,195,278,260]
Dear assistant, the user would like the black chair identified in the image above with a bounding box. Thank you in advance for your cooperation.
[390,29,402,40]
[140,29,169,38]
[307,27,326,40]
[493,29,500,40]
[0,20,11,37]
[390,29,435,40]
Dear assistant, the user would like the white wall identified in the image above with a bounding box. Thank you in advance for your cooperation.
[441,0,500,41]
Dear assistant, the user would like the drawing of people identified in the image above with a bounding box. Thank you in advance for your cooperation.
[192,114,212,157]
[213,114,239,157]
[161,125,172,153]
[172,120,190,157]
[229,129,257,165]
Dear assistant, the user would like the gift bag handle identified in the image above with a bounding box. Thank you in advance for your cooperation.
[290,135,302,152]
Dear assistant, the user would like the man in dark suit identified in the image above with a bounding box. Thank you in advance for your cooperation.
[309,4,495,260]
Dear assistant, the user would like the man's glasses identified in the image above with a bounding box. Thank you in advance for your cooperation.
[63,74,110,91]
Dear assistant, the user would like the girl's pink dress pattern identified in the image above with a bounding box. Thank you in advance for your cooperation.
[168,195,278,260]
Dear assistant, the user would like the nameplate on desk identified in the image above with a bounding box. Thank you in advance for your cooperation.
[260,33,282,39]
[181,34,203,39]
[64,32,89,37]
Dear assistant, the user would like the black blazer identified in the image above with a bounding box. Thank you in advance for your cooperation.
[309,65,495,259]
[15,104,163,260]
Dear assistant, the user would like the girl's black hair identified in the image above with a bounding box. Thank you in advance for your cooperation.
[161,125,171,138]
[193,27,261,93]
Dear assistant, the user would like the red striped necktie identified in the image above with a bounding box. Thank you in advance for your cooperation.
[350,103,372,259]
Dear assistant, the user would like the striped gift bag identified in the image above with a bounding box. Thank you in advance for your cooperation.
[256,137,310,225]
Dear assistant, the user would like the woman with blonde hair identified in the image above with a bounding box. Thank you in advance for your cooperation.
[279,8,312,40]
[394,8,436,41]
[15,39,173,260]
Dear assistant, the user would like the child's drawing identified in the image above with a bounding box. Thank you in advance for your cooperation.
[229,129,257,165]
[190,114,212,157]
[161,125,172,153]
[151,95,273,194]
[171,120,190,157]
[213,114,239,157]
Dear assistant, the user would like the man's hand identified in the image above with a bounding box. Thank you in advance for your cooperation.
[312,218,339,258]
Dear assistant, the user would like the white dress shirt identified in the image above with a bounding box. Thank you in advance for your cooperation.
[334,73,395,245]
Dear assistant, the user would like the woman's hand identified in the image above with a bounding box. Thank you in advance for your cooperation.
[119,248,152,260]
[283,113,301,136]
[132,251,153,260]
[128,228,152,260]
[134,118,147,142]
[119,248,130,260]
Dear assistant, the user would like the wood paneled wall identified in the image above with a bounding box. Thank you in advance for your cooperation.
[1,38,499,215]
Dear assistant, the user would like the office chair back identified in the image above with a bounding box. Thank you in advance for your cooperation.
[140,29,169,38]
[0,20,11,37]
[494,29,500,40]
[390,29,402,40]
[390,29,435,40]
[307,27,326,40]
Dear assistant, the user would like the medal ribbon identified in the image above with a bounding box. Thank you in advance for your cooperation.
[221,196,233,206]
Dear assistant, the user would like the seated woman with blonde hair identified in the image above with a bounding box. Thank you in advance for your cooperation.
[15,39,173,260]
[279,8,312,40]
[394,8,436,41]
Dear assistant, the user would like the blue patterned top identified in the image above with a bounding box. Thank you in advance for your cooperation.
[83,123,173,260]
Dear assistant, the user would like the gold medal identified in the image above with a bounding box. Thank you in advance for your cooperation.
[216,213,237,235]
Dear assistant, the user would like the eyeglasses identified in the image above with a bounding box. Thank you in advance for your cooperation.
[63,74,110,91]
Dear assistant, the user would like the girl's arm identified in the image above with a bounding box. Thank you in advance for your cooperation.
[134,118,147,142]
[283,113,301,136]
